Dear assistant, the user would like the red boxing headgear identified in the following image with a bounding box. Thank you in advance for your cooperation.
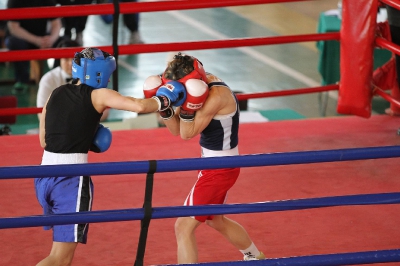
[162,55,208,84]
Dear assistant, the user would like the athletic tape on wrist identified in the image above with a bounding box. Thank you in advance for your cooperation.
[179,111,195,122]
[152,96,170,111]
[159,107,174,120]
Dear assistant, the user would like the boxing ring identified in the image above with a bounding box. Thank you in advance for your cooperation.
[1,0,400,265]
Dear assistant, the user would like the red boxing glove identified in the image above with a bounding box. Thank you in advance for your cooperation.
[179,79,209,122]
[143,75,162,98]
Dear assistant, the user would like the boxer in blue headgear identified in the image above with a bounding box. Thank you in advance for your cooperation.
[35,47,185,265]
[72,47,116,88]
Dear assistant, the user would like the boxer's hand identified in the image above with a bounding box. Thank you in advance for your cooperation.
[143,75,163,98]
[90,124,112,153]
[159,107,175,120]
[179,79,209,122]
[155,81,187,108]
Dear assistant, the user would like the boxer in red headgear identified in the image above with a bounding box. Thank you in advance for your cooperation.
[142,52,265,263]
[143,53,207,120]
[161,53,208,84]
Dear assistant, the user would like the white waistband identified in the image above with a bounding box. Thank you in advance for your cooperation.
[41,150,88,165]
[201,146,239,158]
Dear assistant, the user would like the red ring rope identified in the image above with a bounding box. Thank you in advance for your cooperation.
[0,33,340,62]
[0,0,312,20]
[0,107,42,116]
[235,85,339,101]
[373,86,400,108]
[0,86,340,116]
[380,0,400,9]
[375,37,400,56]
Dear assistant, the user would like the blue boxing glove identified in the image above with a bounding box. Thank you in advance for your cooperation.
[154,81,187,109]
[90,124,112,153]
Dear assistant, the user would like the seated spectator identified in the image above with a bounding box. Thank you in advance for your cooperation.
[37,39,110,121]
[5,0,63,92]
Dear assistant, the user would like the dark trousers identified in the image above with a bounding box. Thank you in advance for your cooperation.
[101,0,139,32]
[121,0,139,32]
[5,36,37,83]
[56,0,93,36]
[5,36,64,83]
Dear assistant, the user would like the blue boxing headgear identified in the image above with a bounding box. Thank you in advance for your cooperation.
[72,47,116,89]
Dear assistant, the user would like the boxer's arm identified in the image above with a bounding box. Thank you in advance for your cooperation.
[163,80,211,137]
[162,113,181,136]
[178,94,220,140]
[92,88,160,114]
[179,85,235,140]
[39,99,49,148]
[37,72,56,121]
[7,21,40,46]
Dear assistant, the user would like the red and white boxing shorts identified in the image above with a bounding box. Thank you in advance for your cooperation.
[184,167,240,222]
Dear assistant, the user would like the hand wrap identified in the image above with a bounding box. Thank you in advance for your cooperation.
[159,107,175,120]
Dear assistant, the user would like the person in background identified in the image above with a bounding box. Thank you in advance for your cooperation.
[100,0,144,44]
[5,0,63,92]
[122,0,143,44]
[36,47,183,266]
[143,53,265,263]
[55,0,93,46]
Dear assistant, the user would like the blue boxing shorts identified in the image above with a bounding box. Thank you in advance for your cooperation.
[34,175,93,244]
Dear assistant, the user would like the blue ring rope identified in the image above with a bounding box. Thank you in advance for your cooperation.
[2,145,400,265]
[164,249,400,265]
[0,145,399,179]
[1,192,399,229]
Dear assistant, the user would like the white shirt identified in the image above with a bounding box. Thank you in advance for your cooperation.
[37,66,71,107]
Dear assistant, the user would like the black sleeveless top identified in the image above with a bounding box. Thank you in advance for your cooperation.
[44,84,102,153]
